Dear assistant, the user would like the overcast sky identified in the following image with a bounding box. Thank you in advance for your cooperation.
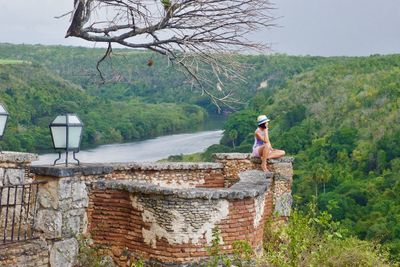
[0,0,399,56]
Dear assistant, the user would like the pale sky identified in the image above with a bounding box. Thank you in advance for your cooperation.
[0,0,399,56]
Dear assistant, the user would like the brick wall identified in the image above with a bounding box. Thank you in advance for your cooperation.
[87,170,272,265]
[27,154,293,266]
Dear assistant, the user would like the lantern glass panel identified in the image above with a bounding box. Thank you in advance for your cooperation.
[51,126,67,149]
[68,127,82,150]
[0,105,6,113]
[53,115,66,124]
[68,115,82,124]
[0,115,7,136]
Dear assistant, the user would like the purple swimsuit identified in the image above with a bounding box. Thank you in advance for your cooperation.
[252,128,266,157]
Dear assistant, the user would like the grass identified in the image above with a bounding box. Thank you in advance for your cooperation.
[158,152,204,162]
[0,59,28,65]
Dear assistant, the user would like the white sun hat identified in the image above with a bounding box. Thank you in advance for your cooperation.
[257,115,270,125]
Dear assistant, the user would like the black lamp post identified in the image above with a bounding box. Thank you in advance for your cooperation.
[49,114,83,166]
[0,103,9,151]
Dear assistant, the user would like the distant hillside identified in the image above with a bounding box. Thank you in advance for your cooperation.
[0,43,332,112]
[215,54,400,259]
[0,61,205,152]
[0,43,341,153]
[1,43,399,258]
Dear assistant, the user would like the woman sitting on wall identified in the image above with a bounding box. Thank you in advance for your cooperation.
[252,115,285,172]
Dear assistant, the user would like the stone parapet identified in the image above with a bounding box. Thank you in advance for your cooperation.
[28,161,228,266]
[88,170,272,266]
[0,151,38,164]
[21,153,293,266]
[213,153,251,160]
[113,162,223,171]
[213,153,254,186]
[30,164,114,178]
[0,152,38,186]
[214,154,294,218]
[31,162,223,177]
[213,153,294,163]
[31,162,225,189]
[93,169,271,200]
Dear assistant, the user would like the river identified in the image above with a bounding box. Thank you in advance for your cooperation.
[34,130,223,165]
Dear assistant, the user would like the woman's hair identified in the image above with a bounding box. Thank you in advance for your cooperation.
[258,123,267,129]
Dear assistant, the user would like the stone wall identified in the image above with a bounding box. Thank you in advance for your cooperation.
[0,152,81,267]
[32,177,87,267]
[214,153,294,218]
[32,162,225,189]
[0,240,49,267]
[0,151,37,187]
[0,152,52,267]
[0,153,294,267]
[29,161,229,266]
[88,170,272,266]
[0,152,43,266]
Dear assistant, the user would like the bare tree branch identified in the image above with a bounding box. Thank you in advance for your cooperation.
[64,0,276,108]
[96,42,113,82]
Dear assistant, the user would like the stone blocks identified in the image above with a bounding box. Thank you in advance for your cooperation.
[49,238,78,267]
[0,240,49,267]
[35,209,62,239]
[25,153,293,266]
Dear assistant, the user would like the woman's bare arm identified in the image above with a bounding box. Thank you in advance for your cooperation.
[265,130,273,150]
[255,130,271,149]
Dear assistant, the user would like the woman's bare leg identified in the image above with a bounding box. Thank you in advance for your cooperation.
[267,149,285,159]
[258,145,270,172]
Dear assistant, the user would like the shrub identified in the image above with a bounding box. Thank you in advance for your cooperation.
[261,205,396,267]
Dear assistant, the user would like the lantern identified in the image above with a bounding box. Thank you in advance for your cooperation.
[0,103,9,140]
[49,114,83,166]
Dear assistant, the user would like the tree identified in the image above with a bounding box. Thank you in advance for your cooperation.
[308,162,332,197]
[63,0,275,109]
[228,129,238,148]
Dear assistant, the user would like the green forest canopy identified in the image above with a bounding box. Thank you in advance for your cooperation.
[0,45,207,152]
[1,43,399,260]
[0,43,333,152]
[214,54,400,260]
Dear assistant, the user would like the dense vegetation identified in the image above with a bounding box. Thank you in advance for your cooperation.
[0,43,334,152]
[0,49,205,152]
[211,54,400,260]
[201,202,394,266]
[1,43,399,261]
[261,203,395,267]
[0,43,332,112]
